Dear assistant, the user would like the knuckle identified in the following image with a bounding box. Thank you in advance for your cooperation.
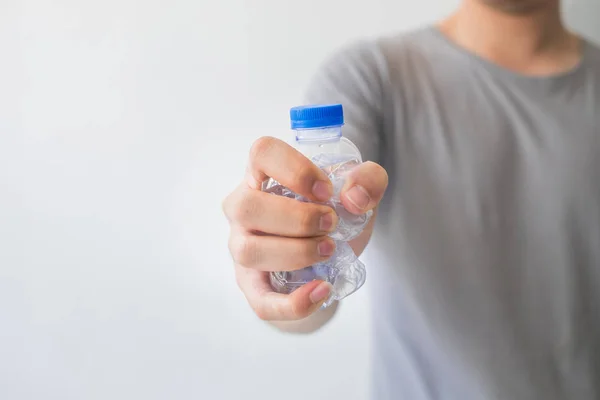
[231,190,261,227]
[229,233,259,267]
[295,164,317,189]
[249,136,277,161]
[252,303,270,321]
[297,206,319,235]
[290,300,310,320]
[222,191,235,220]
[365,161,389,184]
[375,164,389,185]
[227,234,239,261]
[222,187,244,221]
[233,268,245,290]
[287,239,321,269]
[222,196,231,219]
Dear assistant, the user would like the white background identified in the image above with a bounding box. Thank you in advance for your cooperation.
[1,1,598,399]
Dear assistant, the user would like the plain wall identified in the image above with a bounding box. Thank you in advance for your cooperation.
[1,1,599,399]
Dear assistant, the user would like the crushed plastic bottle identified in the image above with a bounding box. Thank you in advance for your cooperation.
[269,241,366,308]
[262,104,371,307]
[263,154,373,242]
[309,153,372,242]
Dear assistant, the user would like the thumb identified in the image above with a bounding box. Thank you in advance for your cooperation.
[340,161,388,215]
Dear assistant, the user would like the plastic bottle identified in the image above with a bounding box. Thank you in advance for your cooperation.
[262,104,372,308]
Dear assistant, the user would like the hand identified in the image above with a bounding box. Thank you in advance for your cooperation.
[222,136,388,321]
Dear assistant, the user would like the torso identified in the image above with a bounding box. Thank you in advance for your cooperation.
[368,28,600,400]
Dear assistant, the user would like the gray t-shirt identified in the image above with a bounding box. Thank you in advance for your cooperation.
[305,27,600,400]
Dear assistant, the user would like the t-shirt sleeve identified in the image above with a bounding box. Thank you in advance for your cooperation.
[303,41,386,164]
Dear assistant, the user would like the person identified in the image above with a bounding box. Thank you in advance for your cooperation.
[222,0,600,398]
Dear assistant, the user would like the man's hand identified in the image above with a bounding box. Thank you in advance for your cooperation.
[222,136,388,322]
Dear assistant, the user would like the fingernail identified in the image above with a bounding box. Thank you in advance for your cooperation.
[319,212,335,232]
[318,239,335,257]
[345,185,371,210]
[310,281,332,304]
[312,180,332,202]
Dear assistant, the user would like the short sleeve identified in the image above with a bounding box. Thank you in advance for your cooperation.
[303,40,386,164]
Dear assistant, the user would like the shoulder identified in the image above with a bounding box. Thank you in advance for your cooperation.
[308,27,440,95]
[323,27,440,74]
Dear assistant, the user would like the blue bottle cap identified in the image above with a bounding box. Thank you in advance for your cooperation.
[290,104,344,129]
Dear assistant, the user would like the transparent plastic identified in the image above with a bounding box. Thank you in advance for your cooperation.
[262,125,371,307]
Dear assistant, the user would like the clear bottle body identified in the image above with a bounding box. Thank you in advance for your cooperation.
[262,125,370,307]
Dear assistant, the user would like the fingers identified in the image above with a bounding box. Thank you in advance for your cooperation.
[246,136,333,202]
[223,186,338,237]
[228,227,336,271]
[223,137,388,322]
[340,161,389,215]
[235,265,332,321]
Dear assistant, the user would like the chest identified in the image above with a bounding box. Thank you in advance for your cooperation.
[387,75,600,211]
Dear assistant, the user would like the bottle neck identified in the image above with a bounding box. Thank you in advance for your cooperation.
[294,126,342,144]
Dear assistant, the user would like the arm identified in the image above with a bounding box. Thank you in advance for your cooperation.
[224,41,387,334]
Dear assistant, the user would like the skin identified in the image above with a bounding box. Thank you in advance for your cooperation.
[222,137,387,331]
[441,0,581,77]
[222,0,583,333]
[481,0,551,13]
